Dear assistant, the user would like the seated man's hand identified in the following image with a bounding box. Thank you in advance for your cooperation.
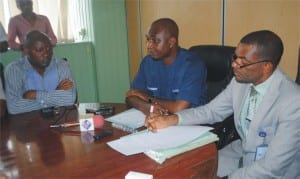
[152,103,168,115]
[23,90,37,99]
[56,79,73,90]
[126,89,149,102]
[144,114,179,132]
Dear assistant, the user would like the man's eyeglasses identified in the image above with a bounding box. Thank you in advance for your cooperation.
[232,54,272,69]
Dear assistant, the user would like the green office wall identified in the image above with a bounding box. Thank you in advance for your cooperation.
[91,0,130,103]
[0,42,98,103]
[53,42,98,103]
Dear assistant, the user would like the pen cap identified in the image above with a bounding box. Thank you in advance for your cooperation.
[93,115,104,128]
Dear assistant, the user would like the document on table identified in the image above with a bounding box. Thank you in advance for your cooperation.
[105,108,145,131]
[145,131,219,164]
[107,126,213,156]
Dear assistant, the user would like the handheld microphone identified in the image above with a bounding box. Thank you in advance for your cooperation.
[50,115,105,129]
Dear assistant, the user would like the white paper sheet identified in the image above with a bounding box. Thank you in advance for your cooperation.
[107,126,212,156]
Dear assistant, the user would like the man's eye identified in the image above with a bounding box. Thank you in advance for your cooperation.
[153,39,160,44]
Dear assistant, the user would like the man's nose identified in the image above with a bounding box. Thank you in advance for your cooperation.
[147,40,154,49]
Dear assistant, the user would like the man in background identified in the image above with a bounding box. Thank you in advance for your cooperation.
[145,30,300,178]
[5,30,76,114]
[126,18,207,115]
[8,0,57,51]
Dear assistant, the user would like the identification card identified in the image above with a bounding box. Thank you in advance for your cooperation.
[254,144,268,161]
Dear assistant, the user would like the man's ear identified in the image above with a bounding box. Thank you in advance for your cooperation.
[23,47,29,56]
[168,37,176,48]
[264,61,274,74]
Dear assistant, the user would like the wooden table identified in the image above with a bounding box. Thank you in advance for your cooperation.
[0,103,217,178]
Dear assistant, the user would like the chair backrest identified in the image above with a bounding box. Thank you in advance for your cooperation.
[296,46,300,85]
[189,45,239,149]
[189,45,235,102]
[0,62,4,90]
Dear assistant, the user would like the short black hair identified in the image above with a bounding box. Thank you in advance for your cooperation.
[240,30,283,67]
[151,18,179,40]
[16,0,32,7]
[24,30,52,48]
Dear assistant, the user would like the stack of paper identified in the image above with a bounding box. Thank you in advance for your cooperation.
[144,131,218,164]
[107,126,218,164]
[105,108,145,132]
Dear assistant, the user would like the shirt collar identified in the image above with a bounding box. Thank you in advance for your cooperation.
[251,72,274,96]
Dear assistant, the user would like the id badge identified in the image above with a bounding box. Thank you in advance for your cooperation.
[254,144,268,161]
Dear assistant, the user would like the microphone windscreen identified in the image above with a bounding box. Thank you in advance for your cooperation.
[93,115,104,128]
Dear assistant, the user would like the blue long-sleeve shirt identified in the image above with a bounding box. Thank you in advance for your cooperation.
[5,56,77,114]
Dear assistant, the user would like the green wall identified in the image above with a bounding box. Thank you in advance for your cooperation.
[91,0,130,103]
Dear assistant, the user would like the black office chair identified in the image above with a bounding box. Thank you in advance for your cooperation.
[189,45,239,149]
[0,62,4,90]
[296,47,300,85]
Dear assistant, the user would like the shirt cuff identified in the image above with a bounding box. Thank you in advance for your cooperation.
[36,91,47,107]
[176,113,183,125]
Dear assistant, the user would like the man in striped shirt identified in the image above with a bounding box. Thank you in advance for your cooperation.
[5,30,76,114]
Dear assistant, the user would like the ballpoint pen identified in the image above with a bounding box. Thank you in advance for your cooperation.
[149,105,154,119]
[147,105,154,132]
[50,123,79,128]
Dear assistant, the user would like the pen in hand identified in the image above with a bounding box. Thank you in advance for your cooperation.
[149,105,154,119]
[147,105,154,132]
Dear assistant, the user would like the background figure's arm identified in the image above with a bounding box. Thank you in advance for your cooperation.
[7,18,22,50]
[44,16,57,46]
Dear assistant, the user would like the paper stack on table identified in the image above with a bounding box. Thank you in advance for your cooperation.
[107,126,218,163]
[105,108,145,133]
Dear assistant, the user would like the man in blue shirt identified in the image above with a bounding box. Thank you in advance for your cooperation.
[5,30,76,114]
[126,18,207,115]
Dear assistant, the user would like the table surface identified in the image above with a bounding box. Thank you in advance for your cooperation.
[0,103,217,178]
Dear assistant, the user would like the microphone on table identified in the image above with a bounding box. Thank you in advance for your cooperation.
[50,115,105,129]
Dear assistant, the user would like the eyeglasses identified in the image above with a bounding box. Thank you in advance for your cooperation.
[232,54,272,69]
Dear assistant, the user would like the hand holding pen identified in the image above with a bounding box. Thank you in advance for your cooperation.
[145,105,154,132]
[145,104,171,132]
[145,112,179,132]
